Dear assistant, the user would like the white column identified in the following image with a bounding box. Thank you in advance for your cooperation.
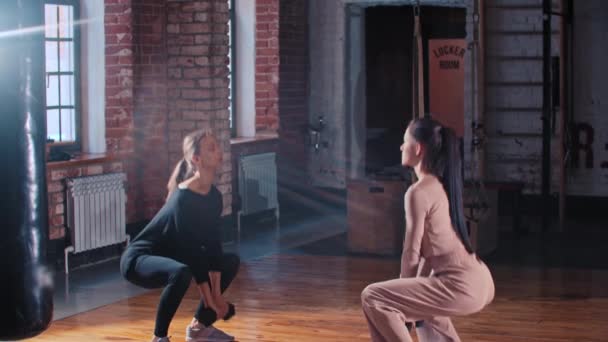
[80,0,106,153]
[235,0,256,137]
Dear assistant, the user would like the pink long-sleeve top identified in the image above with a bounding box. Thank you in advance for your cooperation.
[400,175,467,278]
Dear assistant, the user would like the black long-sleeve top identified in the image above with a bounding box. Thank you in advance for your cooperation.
[122,186,224,284]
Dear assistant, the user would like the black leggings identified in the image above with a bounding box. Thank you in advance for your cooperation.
[121,253,240,337]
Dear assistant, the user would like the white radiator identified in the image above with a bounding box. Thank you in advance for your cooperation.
[64,172,129,273]
[237,152,279,240]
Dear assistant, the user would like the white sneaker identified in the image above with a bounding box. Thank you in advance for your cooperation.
[186,325,234,341]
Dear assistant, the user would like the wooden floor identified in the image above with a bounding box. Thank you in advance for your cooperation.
[31,254,608,342]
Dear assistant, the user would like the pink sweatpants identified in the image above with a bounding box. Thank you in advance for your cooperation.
[361,250,494,342]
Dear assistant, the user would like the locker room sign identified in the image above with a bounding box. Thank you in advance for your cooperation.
[428,39,466,138]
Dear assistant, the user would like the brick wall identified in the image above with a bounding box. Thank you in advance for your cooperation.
[45,0,233,257]
[104,0,171,223]
[45,0,135,241]
[104,0,135,156]
[48,0,298,243]
[166,0,233,215]
[104,0,136,222]
[45,0,168,241]
[45,0,133,240]
[132,0,169,219]
[255,0,280,132]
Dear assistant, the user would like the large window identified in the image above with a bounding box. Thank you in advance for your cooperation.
[44,1,80,147]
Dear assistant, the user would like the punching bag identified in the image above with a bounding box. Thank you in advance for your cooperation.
[0,0,54,339]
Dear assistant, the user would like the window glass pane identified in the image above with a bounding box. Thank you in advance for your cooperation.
[45,3,78,145]
[44,5,58,38]
[45,41,58,73]
[58,5,73,39]
[60,75,75,106]
[46,109,60,141]
[59,41,74,72]
[60,109,76,142]
[46,75,59,107]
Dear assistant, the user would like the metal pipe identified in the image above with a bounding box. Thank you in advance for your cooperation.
[558,0,569,231]
[542,0,552,232]
[477,0,485,180]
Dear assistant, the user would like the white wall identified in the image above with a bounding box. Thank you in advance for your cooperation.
[568,0,608,196]
[235,0,256,138]
[80,0,106,153]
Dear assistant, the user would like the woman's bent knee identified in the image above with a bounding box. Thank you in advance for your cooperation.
[171,265,192,286]
[119,253,134,280]
[361,283,381,306]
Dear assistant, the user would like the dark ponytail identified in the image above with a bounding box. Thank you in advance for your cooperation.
[408,118,474,254]
[440,127,474,253]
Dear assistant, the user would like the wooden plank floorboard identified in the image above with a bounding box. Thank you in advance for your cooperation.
[30,254,608,341]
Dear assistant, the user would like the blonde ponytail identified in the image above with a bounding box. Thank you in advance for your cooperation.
[166,129,215,200]
[167,158,192,199]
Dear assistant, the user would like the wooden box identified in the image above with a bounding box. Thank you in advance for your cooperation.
[347,179,409,255]
[463,185,499,256]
